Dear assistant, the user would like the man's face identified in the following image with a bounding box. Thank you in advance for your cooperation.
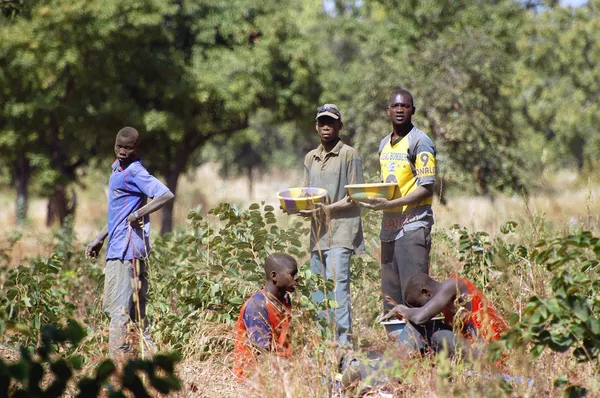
[315,116,342,144]
[406,289,432,308]
[387,93,414,127]
[275,263,299,293]
[114,134,138,163]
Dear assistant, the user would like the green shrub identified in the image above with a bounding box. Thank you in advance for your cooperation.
[0,255,76,349]
[452,222,528,294]
[497,231,600,364]
[0,320,181,397]
[149,202,335,355]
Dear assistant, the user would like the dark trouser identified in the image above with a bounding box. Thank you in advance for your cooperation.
[381,227,431,311]
[340,322,469,389]
[394,320,469,358]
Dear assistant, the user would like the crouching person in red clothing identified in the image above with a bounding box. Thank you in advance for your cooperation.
[233,253,299,379]
[382,273,509,358]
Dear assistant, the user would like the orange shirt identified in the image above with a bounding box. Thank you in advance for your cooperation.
[442,276,508,342]
[233,289,292,379]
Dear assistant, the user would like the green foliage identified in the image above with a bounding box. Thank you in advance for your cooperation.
[0,0,322,230]
[0,220,103,351]
[3,202,600,394]
[0,0,121,190]
[496,231,600,366]
[513,0,600,171]
[451,221,527,293]
[0,255,76,349]
[0,230,22,268]
[0,320,181,397]
[450,224,599,392]
[2,0,600,228]
[453,224,600,368]
[149,202,333,355]
[315,0,526,195]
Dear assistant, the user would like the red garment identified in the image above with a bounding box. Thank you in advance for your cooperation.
[233,289,292,379]
[442,276,508,342]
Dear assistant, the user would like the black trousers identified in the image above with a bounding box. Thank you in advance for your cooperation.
[381,227,431,311]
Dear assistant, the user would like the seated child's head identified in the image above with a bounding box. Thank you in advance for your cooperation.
[403,273,437,307]
[264,253,299,293]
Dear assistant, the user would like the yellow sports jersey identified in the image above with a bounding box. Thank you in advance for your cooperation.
[378,128,436,240]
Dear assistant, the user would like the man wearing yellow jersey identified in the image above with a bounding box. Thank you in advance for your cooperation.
[362,89,436,312]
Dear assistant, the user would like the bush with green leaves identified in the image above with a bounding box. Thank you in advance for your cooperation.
[0,255,76,349]
[445,224,600,394]
[0,319,181,398]
[0,230,21,268]
[498,231,600,363]
[0,218,104,352]
[148,202,336,355]
[451,221,527,293]
[451,225,600,366]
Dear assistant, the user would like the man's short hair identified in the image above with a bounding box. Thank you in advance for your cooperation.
[403,273,435,304]
[264,252,297,279]
[388,89,415,108]
[117,127,140,143]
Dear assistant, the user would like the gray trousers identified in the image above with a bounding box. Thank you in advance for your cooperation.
[381,227,431,310]
[341,322,469,389]
[103,259,154,360]
[394,320,468,357]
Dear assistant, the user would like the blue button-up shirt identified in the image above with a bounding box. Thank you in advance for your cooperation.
[106,159,170,260]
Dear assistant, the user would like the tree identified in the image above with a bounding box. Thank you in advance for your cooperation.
[0,0,44,225]
[0,1,119,226]
[315,0,528,196]
[1,0,322,231]
[513,0,600,172]
[203,109,312,200]
[109,0,322,233]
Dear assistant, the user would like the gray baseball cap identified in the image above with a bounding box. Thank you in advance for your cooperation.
[315,104,342,121]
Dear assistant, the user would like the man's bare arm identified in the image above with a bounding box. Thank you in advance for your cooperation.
[86,224,108,258]
[298,195,356,217]
[386,184,433,209]
[126,191,175,223]
[359,184,433,210]
[328,195,356,212]
[388,280,463,325]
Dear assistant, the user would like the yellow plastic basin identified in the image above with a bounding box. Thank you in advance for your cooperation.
[277,187,328,214]
[344,183,397,202]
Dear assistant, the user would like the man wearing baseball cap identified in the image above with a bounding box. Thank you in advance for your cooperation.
[299,103,365,347]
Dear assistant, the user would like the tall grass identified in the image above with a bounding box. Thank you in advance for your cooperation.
[0,165,599,396]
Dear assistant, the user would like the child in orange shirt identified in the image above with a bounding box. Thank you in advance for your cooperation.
[382,273,508,356]
[340,274,509,389]
[233,253,299,379]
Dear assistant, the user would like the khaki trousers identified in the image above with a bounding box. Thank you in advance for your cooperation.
[103,259,154,360]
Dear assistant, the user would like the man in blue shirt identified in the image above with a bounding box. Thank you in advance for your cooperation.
[86,127,174,361]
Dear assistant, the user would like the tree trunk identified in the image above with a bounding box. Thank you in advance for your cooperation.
[434,176,447,206]
[46,185,77,227]
[247,165,254,200]
[572,136,585,170]
[157,123,246,234]
[12,154,31,225]
[160,171,180,235]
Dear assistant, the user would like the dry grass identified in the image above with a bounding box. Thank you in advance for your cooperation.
[2,164,598,262]
[1,165,600,396]
[170,332,600,397]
